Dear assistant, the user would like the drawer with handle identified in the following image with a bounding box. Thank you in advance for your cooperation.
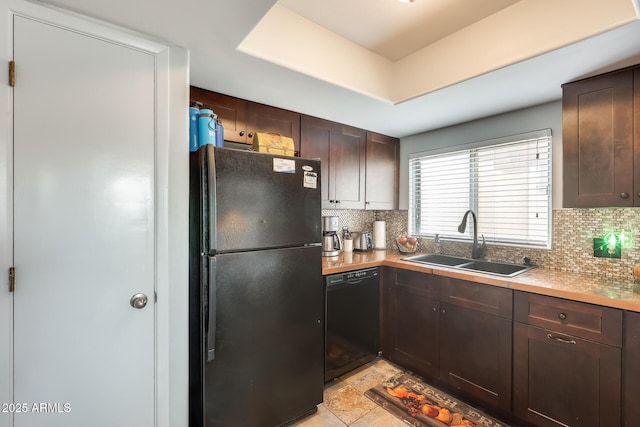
[514,291,622,346]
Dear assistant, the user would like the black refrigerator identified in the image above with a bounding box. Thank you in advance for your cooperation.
[189,146,324,427]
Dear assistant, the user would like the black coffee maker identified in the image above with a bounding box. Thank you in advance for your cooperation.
[322,216,341,257]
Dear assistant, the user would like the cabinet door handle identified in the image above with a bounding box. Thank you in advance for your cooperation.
[621,192,630,199]
[547,334,576,345]
[248,132,254,139]
[239,131,245,136]
[558,312,567,320]
[335,200,340,204]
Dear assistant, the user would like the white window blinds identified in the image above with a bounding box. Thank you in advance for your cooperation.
[409,130,552,248]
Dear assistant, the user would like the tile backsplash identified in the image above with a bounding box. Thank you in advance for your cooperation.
[322,208,640,282]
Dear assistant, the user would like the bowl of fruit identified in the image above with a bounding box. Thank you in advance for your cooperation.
[396,232,418,254]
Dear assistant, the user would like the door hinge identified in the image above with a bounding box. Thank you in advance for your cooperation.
[9,61,15,87]
[9,267,15,293]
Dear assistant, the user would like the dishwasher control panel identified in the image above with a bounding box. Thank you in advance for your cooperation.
[326,267,379,286]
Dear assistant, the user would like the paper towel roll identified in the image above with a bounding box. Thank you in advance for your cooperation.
[373,220,386,249]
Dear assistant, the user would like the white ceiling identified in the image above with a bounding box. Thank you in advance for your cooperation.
[43,0,640,138]
[277,0,521,61]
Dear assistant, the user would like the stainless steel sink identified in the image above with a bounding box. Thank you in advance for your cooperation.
[456,260,532,277]
[402,253,471,266]
[401,253,532,277]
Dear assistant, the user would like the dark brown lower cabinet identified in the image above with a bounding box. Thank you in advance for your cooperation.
[439,278,513,414]
[439,302,512,413]
[624,311,640,427]
[382,269,512,415]
[383,268,440,379]
[513,322,622,427]
[382,269,631,426]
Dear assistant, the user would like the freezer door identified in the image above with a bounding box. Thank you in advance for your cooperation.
[204,246,324,427]
[203,146,321,253]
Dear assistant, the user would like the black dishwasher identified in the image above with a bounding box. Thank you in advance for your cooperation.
[325,267,379,382]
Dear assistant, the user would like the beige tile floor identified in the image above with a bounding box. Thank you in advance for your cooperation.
[291,358,409,427]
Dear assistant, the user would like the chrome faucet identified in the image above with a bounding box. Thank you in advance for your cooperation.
[458,210,487,259]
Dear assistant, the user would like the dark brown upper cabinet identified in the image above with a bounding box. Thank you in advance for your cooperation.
[300,115,366,210]
[562,68,635,207]
[191,89,400,210]
[190,86,301,152]
[365,132,399,210]
[634,68,640,207]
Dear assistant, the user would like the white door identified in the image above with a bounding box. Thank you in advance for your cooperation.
[13,15,155,427]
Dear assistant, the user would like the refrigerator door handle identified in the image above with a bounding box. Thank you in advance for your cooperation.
[206,257,217,362]
[206,145,217,253]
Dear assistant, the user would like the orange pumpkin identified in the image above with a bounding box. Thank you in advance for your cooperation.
[385,386,409,398]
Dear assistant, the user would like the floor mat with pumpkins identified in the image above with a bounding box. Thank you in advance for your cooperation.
[365,373,511,427]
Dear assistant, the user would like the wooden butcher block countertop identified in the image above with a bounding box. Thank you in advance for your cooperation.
[322,251,640,313]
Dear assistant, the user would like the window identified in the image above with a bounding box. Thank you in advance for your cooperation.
[409,130,551,248]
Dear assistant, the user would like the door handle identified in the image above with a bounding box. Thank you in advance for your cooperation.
[547,334,576,345]
[130,293,148,309]
[206,258,217,362]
